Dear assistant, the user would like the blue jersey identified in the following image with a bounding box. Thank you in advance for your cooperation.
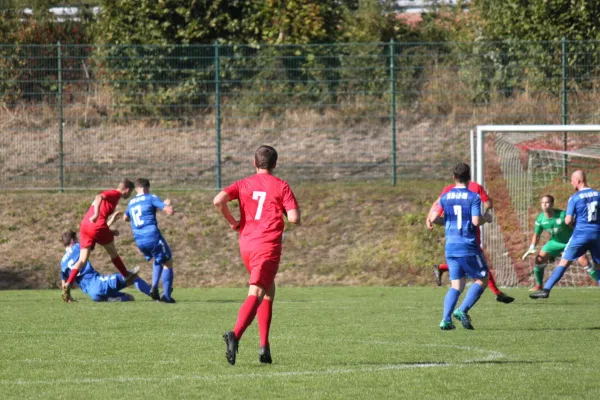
[566,188,600,235]
[125,193,167,245]
[60,243,100,294]
[439,187,482,257]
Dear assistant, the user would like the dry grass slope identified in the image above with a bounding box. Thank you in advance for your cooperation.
[0,180,446,289]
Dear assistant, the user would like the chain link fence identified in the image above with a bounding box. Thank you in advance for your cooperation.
[2,40,600,190]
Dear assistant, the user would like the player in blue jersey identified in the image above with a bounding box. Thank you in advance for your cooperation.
[428,163,492,330]
[60,231,152,302]
[530,170,600,299]
[124,178,176,303]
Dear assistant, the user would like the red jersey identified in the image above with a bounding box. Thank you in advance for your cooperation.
[224,173,299,252]
[81,190,122,229]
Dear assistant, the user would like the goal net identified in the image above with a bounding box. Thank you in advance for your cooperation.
[475,125,600,287]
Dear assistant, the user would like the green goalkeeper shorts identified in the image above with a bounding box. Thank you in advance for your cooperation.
[541,239,568,259]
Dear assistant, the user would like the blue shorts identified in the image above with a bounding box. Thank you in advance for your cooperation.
[137,236,172,266]
[447,254,488,280]
[85,274,127,302]
[562,231,600,263]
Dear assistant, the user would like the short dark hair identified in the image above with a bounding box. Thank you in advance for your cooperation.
[61,231,77,247]
[542,194,555,205]
[453,163,471,184]
[255,145,278,170]
[120,179,134,191]
[135,178,150,189]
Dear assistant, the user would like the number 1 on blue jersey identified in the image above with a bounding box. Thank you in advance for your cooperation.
[453,205,462,229]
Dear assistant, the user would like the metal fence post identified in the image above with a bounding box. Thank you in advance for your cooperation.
[561,36,568,181]
[58,41,64,192]
[390,40,397,186]
[214,41,222,190]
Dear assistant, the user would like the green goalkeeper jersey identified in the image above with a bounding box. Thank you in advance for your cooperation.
[534,209,572,244]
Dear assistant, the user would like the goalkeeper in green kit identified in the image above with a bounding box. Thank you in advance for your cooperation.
[522,194,599,290]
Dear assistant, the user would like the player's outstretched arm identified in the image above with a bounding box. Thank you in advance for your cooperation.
[427,209,443,230]
[472,215,485,227]
[213,191,239,230]
[426,198,444,230]
[287,208,301,225]
[162,199,174,216]
[522,233,539,259]
[565,215,574,227]
[106,211,121,227]
[89,194,104,223]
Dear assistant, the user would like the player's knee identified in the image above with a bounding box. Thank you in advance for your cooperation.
[90,295,105,302]
[535,255,546,264]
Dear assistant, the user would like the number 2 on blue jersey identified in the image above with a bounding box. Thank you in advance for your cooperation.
[131,205,144,227]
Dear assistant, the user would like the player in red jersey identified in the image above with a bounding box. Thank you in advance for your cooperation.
[62,179,139,302]
[214,145,301,365]
[427,179,515,304]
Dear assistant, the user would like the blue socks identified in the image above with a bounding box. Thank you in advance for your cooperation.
[544,266,567,290]
[134,278,151,296]
[443,288,461,322]
[152,263,163,289]
[458,282,484,313]
[162,268,174,300]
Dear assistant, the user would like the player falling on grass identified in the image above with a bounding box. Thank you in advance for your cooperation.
[522,194,598,291]
[62,179,139,303]
[123,178,176,303]
[214,145,301,365]
[428,163,492,330]
[61,231,152,302]
[428,168,514,304]
[530,171,600,299]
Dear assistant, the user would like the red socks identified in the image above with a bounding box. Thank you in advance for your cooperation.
[111,256,128,277]
[233,295,261,341]
[487,269,501,295]
[66,268,79,285]
[257,299,273,347]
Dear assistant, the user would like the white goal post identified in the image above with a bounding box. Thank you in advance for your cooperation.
[472,125,600,287]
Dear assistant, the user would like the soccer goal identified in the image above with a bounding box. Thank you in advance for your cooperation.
[473,125,600,287]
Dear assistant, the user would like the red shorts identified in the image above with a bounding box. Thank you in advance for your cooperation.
[241,249,281,291]
[79,224,114,250]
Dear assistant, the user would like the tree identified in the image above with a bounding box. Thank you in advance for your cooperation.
[471,0,600,41]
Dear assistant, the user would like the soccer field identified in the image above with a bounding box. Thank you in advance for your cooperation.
[1,287,599,399]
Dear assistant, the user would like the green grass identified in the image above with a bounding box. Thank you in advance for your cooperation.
[1,287,600,399]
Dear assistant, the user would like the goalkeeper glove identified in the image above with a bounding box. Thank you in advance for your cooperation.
[522,245,536,260]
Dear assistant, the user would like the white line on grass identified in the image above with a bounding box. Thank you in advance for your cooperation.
[1,344,504,387]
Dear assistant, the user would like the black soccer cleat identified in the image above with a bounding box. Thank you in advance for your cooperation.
[529,289,550,299]
[159,293,176,303]
[452,309,474,330]
[259,346,272,364]
[223,331,239,365]
[495,292,515,304]
[432,265,443,286]
[149,286,160,301]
